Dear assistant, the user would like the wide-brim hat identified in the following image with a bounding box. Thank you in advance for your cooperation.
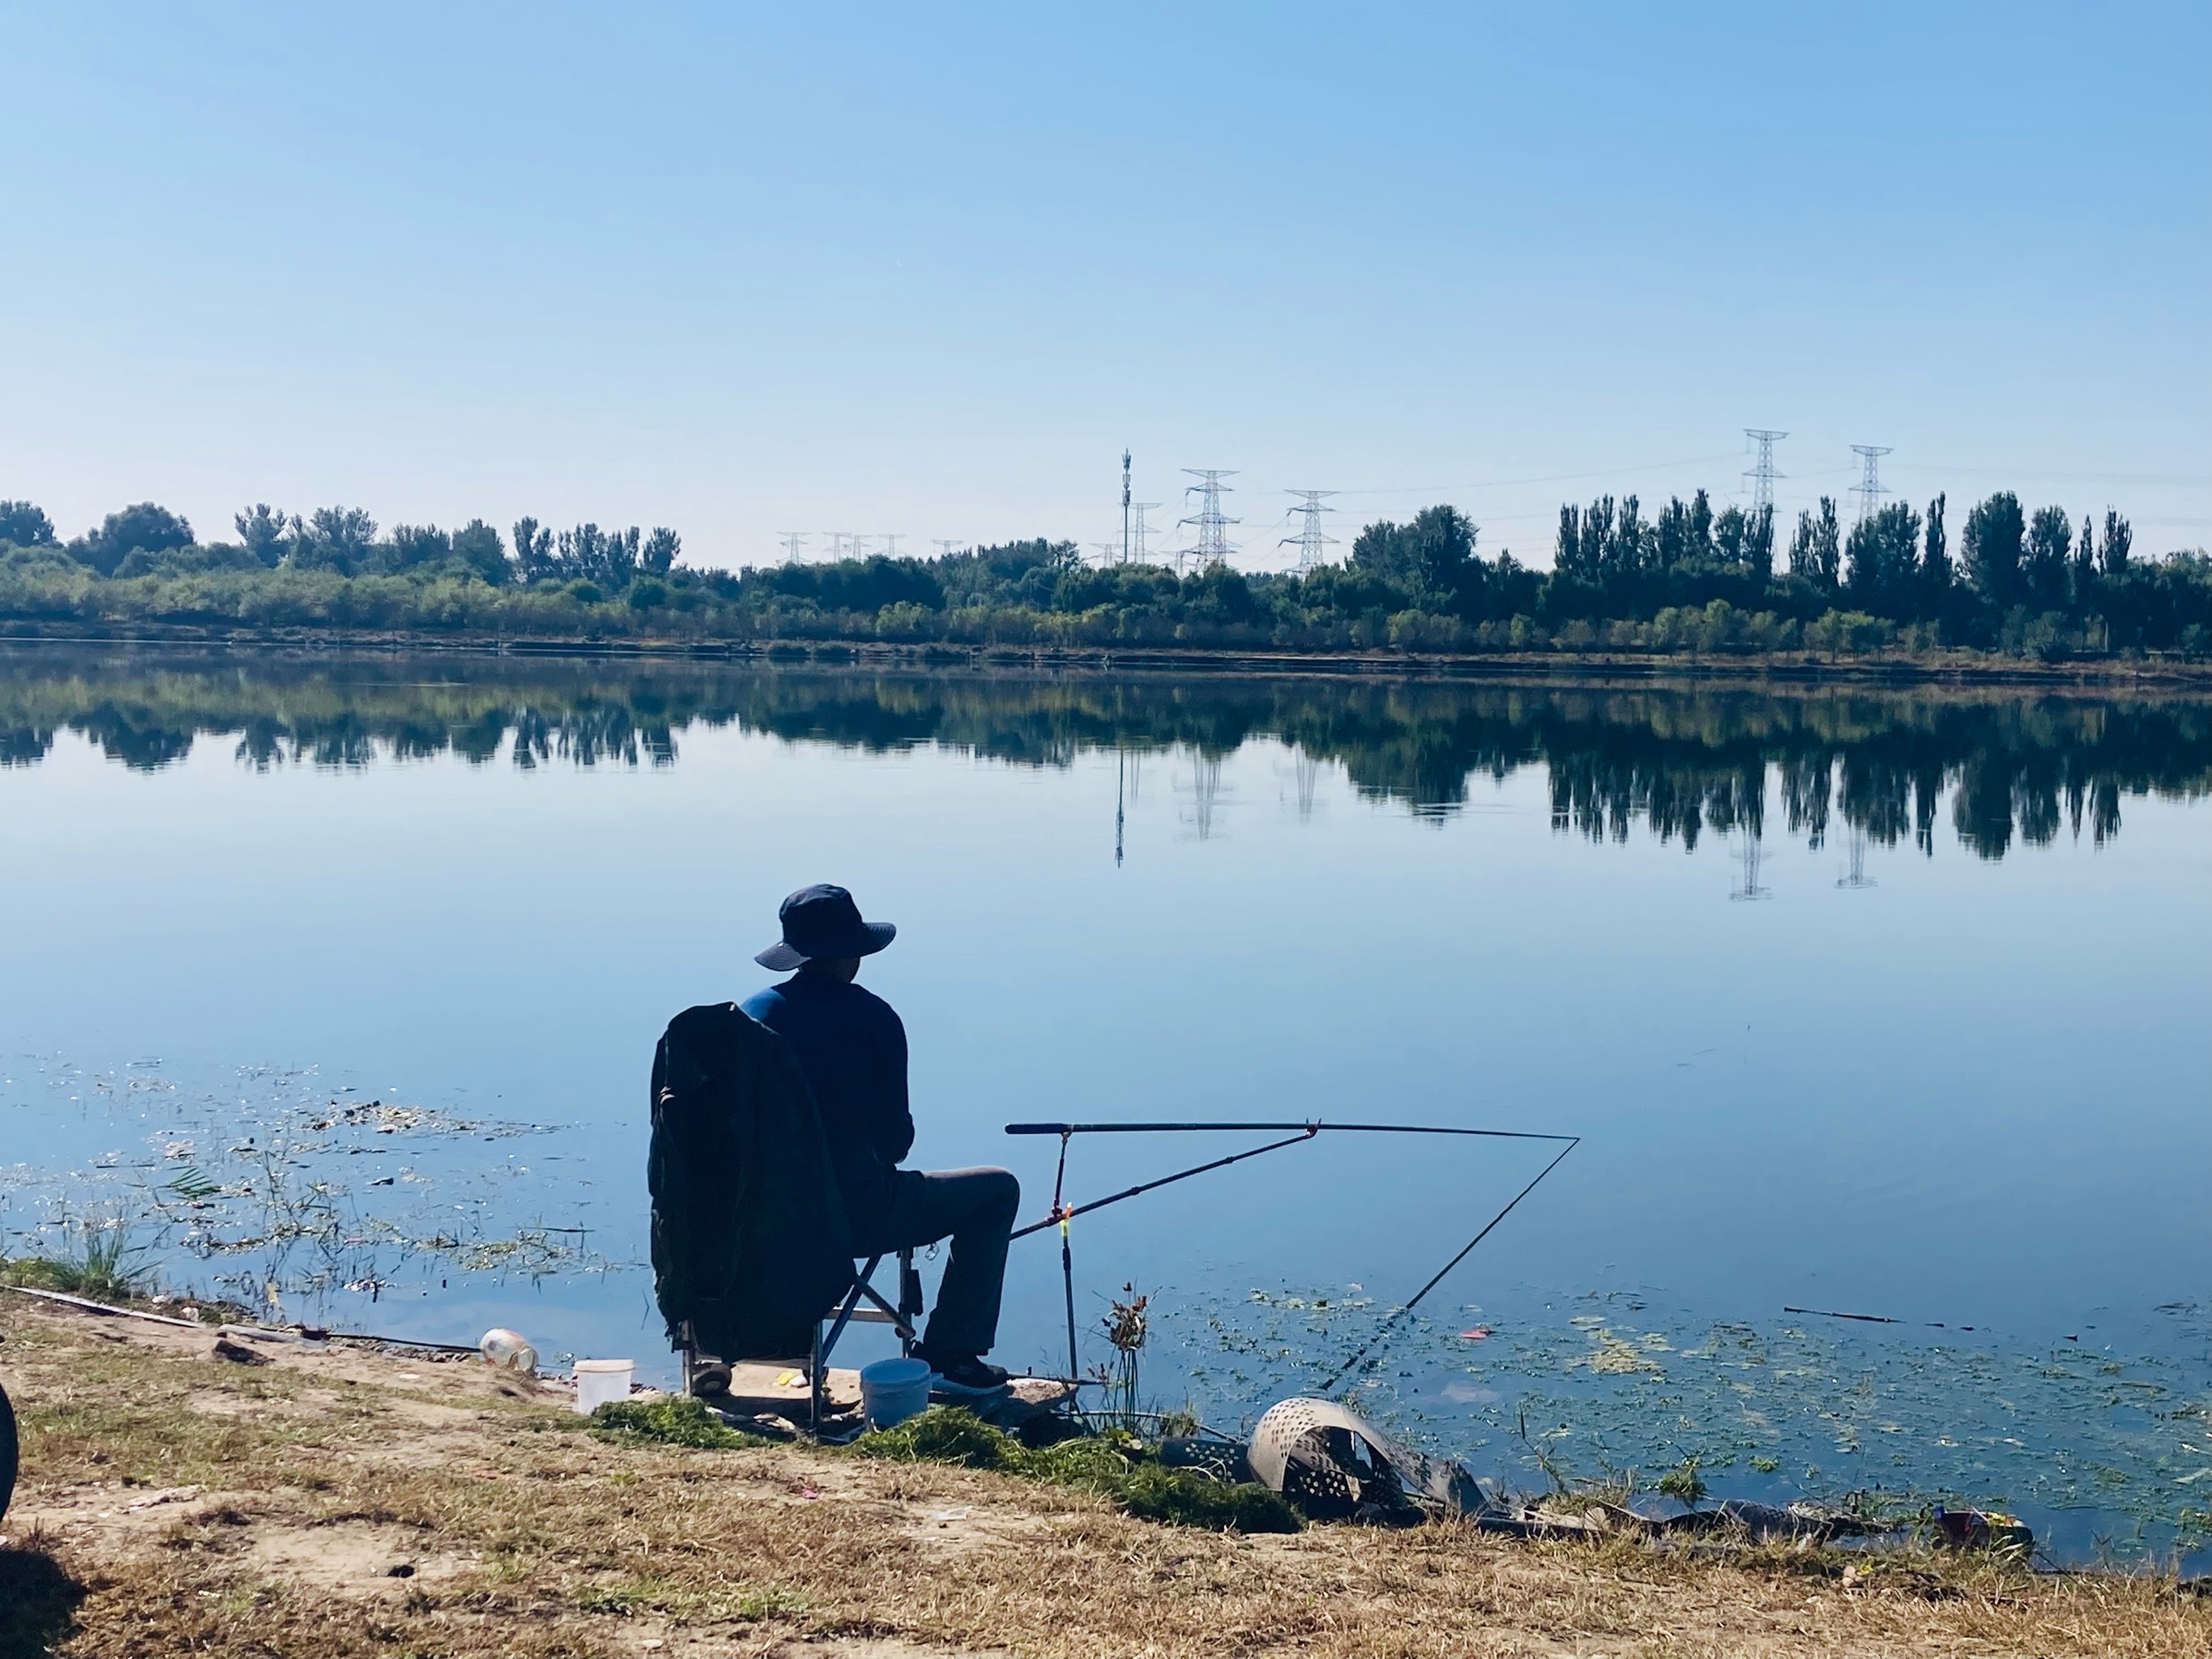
[756,883,897,971]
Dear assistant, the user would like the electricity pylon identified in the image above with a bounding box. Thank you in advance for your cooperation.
[1744,429,1787,517]
[1731,827,1773,902]
[1850,446,1893,526]
[1280,490,1339,573]
[1130,502,1160,564]
[1837,826,1877,889]
[1178,470,1239,570]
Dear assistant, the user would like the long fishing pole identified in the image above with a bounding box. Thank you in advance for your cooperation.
[1010,1120,1575,1142]
[1023,1125,1321,1388]
[1048,1132,1077,1383]
[1008,1127,1319,1242]
[1002,1117,1579,1391]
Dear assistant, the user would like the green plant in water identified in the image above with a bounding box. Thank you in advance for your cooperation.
[1155,1401,1202,1439]
[1658,1454,1707,1508]
[2,1218,152,1304]
[1093,1282,1148,1432]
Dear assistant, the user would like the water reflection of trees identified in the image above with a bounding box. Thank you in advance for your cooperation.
[2,650,2206,859]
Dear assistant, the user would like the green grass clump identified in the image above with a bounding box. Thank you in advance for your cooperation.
[2,1223,152,1306]
[589,1396,770,1451]
[853,1405,1024,1469]
[856,1408,1298,1534]
[1117,1463,1300,1533]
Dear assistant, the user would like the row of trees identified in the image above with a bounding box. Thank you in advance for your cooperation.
[1541,487,2147,626]
[0,500,680,591]
[2,486,2206,658]
[728,497,2208,655]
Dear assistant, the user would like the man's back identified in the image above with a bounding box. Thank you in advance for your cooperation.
[741,970,913,1215]
[740,883,1017,1386]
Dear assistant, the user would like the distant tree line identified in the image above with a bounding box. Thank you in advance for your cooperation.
[2,486,2207,660]
[0,499,681,592]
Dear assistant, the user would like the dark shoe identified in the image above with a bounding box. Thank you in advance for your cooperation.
[922,1352,1009,1392]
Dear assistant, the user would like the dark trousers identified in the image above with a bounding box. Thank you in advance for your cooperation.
[853,1166,1019,1358]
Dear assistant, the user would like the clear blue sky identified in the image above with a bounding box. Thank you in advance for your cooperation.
[5,2,2206,570]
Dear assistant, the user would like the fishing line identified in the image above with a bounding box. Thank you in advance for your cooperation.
[1313,1135,1578,1392]
[1004,1118,1578,1388]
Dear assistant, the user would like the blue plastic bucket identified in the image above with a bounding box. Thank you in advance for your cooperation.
[859,1356,934,1428]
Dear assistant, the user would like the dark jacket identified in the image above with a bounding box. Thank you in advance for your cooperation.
[647,1002,856,1361]
[741,972,913,1218]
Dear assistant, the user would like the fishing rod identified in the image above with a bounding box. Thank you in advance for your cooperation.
[1007,1127,1320,1243]
[1009,1120,1576,1141]
[1002,1118,1579,1397]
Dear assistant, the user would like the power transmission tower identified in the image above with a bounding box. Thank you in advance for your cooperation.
[777,532,809,562]
[1850,446,1893,526]
[1186,751,1223,841]
[1280,490,1339,573]
[1091,542,1121,567]
[1121,449,1132,566]
[1179,470,1239,571]
[1730,826,1772,902]
[880,534,903,557]
[1744,429,1787,516]
[822,531,849,560]
[1837,826,1876,889]
[848,534,871,559]
[1130,503,1160,565]
[1292,747,1321,823]
[931,539,962,558]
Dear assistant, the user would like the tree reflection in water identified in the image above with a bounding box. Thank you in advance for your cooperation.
[2,649,2206,860]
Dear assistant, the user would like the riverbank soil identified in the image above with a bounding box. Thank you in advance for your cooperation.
[2,1301,2206,1658]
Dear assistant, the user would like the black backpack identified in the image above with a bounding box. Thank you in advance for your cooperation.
[647,1003,857,1361]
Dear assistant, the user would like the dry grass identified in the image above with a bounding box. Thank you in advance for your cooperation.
[3,1298,2208,1657]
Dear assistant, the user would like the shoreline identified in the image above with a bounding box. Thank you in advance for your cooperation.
[3,625,2210,690]
[4,1297,2208,1657]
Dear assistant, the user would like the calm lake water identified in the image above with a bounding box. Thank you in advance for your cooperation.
[3,648,2208,1564]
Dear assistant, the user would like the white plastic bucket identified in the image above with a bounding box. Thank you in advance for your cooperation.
[573,1358,634,1414]
[860,1357,933,1428]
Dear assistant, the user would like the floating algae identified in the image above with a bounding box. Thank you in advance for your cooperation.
[1161,1280,2212,1569]
[2,1056,612,1328]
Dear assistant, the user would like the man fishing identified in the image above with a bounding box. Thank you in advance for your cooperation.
[742,884,1019,1393]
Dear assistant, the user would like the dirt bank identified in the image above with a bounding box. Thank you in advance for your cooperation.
[2,1298,2206,1657]
[4,626,2210,688]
